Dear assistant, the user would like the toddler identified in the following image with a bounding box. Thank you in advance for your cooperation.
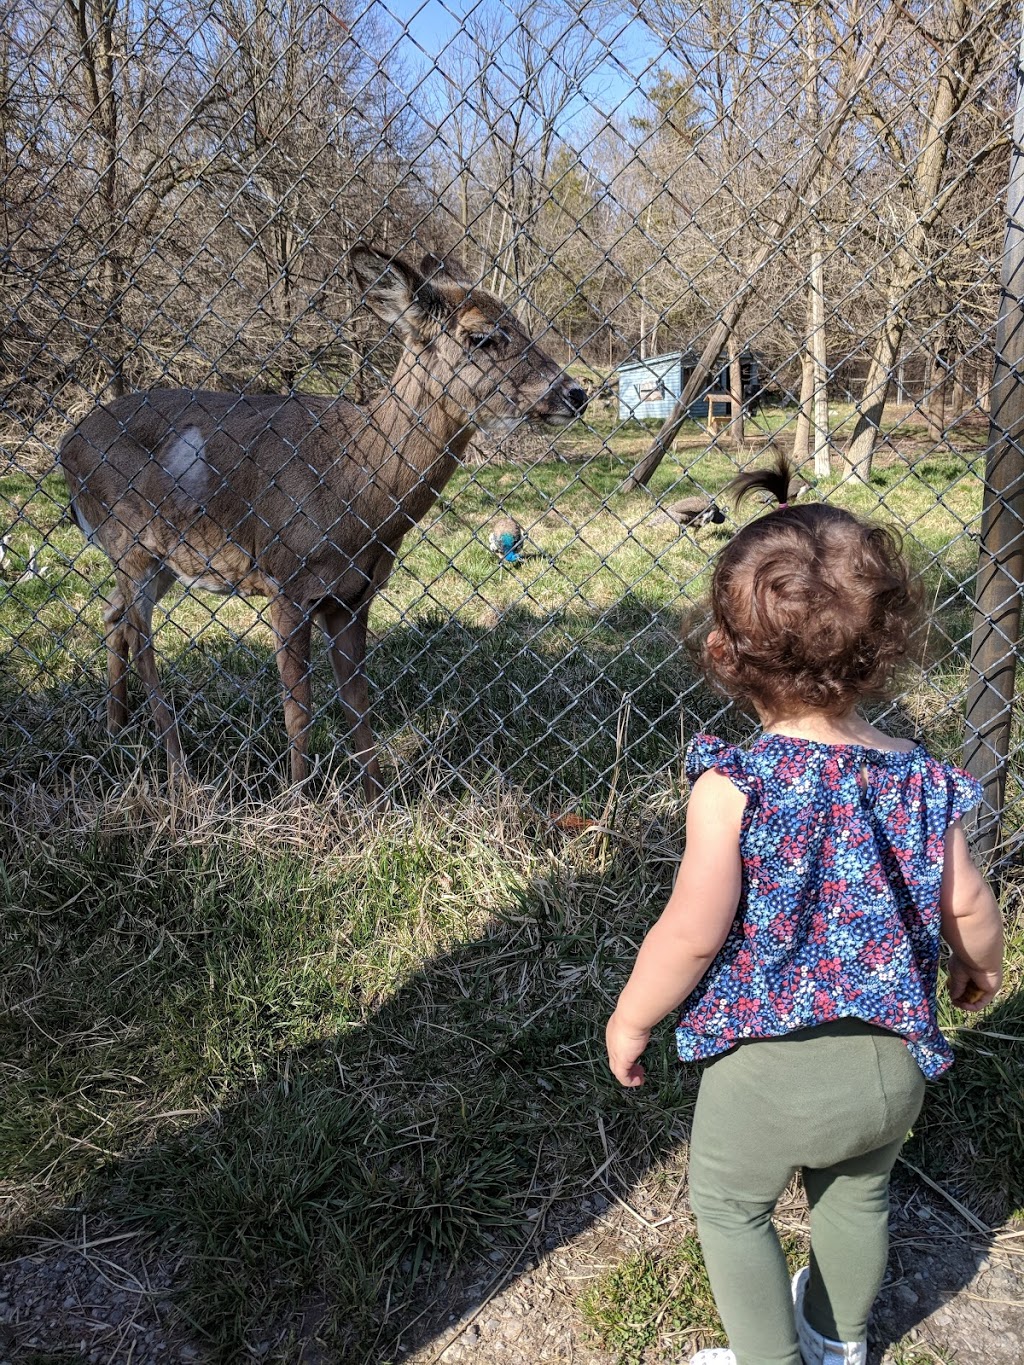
[605,458,1003,1365]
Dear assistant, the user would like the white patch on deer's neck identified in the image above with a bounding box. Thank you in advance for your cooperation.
[162,427,207,497]
[478,415,524,436]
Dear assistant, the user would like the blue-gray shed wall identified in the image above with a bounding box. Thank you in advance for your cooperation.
[617,352,755,421]
[617,354,683,421]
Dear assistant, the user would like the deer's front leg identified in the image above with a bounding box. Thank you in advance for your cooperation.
[317,600,383,801]
[103,588,132,734]
[270,597,314,786]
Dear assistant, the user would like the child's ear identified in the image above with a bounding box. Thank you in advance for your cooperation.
[706,628,725,659]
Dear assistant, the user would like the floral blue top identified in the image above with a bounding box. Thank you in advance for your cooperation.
[676,733,983,1078]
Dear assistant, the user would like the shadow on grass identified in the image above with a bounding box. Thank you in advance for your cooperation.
[2,586,964,815]
[2,805,1020,1364]
[110,912,699,1360]
[0,595,733,810]
[113,986,1024,1363]
[0,607,1019,1362]
[868,981,1024,1362]
[0,828,702,1361]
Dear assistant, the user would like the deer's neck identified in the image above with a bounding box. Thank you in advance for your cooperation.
[364,352,474,523]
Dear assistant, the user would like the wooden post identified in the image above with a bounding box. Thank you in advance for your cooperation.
[962,12,1024,858]
[727,337,746,448]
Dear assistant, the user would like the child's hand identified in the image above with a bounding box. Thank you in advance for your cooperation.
[605,1012,651,1087]
[947,954,1002,1011]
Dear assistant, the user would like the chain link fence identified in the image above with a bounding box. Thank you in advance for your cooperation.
[2,0,1022,850]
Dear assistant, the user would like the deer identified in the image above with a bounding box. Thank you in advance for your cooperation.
[59,246,588,797]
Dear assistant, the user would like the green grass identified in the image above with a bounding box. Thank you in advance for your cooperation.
[0,409,1021,1361]
[0,413,998,808]
[580,1229,808,1362]
[580,1234,725,1362]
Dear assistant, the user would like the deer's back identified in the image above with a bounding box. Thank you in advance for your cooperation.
[61,389,359,489]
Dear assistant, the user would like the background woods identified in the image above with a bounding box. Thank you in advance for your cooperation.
[2,0,1014,425]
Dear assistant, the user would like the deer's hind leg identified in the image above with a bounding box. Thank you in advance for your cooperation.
[104,583,134,734]
[108,563,183,774]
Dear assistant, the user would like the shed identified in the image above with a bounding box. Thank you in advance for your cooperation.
[617,349,759,422]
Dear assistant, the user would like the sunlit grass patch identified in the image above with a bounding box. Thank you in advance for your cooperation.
[0,417,1007,808]
[580,1236,722,1362]
[580,1229,807,1362]
[887,1345,959,1364]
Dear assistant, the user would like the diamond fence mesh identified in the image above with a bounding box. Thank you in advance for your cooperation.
[2,0,1022,849]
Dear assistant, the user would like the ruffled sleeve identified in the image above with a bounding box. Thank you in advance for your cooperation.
[944,763,983,824]
[685,733,761,802]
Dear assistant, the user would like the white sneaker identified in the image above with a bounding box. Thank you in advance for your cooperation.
[792,1267,867,1365]
[689,1352,736,1364]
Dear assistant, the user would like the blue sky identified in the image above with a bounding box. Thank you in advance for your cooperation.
[370,1,668,133]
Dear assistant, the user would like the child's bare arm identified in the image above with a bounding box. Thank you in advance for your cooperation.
[939,820,1003,1011]
[605,769,744,1086]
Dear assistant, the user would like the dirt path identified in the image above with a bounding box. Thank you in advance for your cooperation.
[2,1190,1021,1363]
[398,1174,1024,1365]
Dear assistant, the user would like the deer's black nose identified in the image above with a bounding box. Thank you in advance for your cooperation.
[567,386,588,415]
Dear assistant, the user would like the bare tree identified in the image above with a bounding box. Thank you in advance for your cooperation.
[843,0,1012,480]
[626,2,896,488]
[426,0,619,307]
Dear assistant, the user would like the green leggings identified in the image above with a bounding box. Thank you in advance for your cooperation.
[688,1019,926,1365]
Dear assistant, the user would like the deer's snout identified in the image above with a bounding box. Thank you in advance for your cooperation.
[531,380,588,426]
[565,385,589,416]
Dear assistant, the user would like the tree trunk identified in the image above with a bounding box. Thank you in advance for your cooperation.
[809,242,829,477]
[101,249,126,399]
[843,0,977,480]
[70,0,126,397]
[950,359,967,419]
[793,352,813,461]
[845,303,904,482]
[978,361,993,415]
[924,335,946,440]
[805,5,830,479]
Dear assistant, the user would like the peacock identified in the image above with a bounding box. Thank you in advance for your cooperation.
[661,495,726,529]
[488,515,524,565]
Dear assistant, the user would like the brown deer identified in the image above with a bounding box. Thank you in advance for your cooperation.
[59,246,588,796]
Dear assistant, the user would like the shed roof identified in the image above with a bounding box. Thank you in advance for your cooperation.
[615,350,699,376]
[616,348,757,377]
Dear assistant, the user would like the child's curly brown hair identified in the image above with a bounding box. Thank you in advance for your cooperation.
[701,455,922,716]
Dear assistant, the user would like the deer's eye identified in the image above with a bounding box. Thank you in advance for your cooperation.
[467,329,507,352]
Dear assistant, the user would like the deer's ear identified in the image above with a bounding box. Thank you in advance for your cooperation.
[421,252,471,286]
[350,247,444,337]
